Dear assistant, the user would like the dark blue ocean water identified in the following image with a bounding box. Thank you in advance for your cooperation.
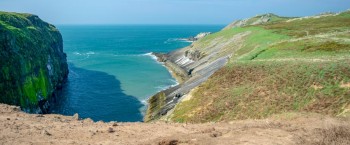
[50,25,223,122]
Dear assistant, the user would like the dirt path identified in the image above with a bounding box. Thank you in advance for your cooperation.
[0,104,349,145]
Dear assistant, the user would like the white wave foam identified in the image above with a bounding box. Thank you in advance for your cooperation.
[86,51,95,55]
[178,38,194,43]
[71,51,97,61]
[73,52,82,55]
[155,81,179,92]
[169,79,180,86]
[155,85,168,90]
[116,52,160,62]
[164,38,177,44]
[139,52,152,57]
[142,52,158,61]
[73,51,96,56]
[183,40,194,43]
[165,38,193,44]
[141,99,148,105]
[112,52,154,58]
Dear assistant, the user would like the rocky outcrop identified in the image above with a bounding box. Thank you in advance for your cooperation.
[192,32,211,41]
[0,11,68,113]
[185,50,204,61]
[181,32,211,42]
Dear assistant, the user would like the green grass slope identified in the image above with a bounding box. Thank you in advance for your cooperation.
[169,10,350,123]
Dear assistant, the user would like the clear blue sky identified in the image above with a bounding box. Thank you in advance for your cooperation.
[0,0,349,25]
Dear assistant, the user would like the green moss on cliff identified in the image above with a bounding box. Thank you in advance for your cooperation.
[22,68,50,105]
[0,11,68,112]
[23,77,37,104]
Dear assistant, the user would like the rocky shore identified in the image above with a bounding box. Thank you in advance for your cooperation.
[178,32,211,42]
[145,32,231,122]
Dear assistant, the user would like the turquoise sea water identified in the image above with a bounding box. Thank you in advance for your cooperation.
[51,25,223,122]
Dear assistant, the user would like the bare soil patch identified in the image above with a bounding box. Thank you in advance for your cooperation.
[0,104,350,145]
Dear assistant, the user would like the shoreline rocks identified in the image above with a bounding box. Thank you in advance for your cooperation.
[180,32,211,42]
[145,37,230,122]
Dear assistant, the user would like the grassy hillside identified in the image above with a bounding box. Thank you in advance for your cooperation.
[169,11,350,123]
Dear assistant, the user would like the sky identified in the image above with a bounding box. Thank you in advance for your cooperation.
[0,0,349,25]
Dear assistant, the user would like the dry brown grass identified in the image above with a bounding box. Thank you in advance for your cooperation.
[295,118,350,145]
[315,125,350,145]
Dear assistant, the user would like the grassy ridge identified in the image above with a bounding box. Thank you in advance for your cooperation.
[170,11,350,123]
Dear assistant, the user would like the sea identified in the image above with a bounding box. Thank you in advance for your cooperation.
[50,25,223,122]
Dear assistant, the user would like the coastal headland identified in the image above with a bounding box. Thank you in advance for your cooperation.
[1,10,350,145]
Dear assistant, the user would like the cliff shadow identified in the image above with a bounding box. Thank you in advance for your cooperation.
[50,63,144,122]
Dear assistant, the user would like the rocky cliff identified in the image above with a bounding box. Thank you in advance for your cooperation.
[0,11,68,113]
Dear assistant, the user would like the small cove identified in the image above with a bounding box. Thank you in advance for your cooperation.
[50,25,223,122]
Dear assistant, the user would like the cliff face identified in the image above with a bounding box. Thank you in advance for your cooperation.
[0,11,68,113]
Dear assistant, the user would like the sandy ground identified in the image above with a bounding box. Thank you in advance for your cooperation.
[0,104,350,145]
